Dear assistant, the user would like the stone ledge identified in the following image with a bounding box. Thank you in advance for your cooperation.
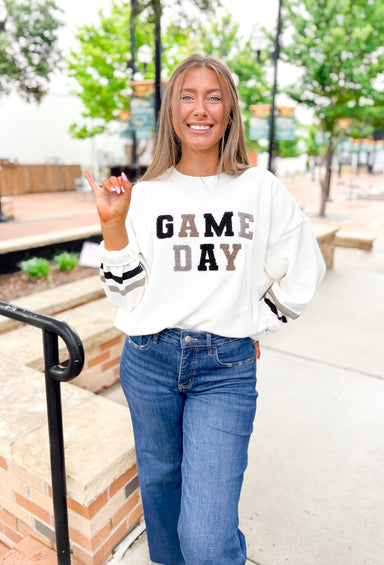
[0,354,140,564]
[312,224,339,269]
[0,275,104,334]
[0,225,101,255]
[0,355,92,461]
[335,230,375,250]
[12,395,135,506]
[0,298,119,371]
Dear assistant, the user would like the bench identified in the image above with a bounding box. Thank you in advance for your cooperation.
[335,231,375,250]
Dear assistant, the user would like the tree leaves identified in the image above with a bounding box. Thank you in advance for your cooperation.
[67,1,270,139]
[283,0,384,214]
[0,0,63,102]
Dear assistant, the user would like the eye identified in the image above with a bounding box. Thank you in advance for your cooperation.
[208,95,222,102]
[181,94,194,102]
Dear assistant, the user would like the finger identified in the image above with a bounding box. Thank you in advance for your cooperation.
[117,176,126,193]
[102,177,122,194]
[83,169,100,195]
[110,176,124,194]
[121,171,132,189]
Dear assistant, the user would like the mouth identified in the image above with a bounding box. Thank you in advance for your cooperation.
[187,124,213,132]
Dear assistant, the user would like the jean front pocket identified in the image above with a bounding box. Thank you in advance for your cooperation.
[213,338,256,368]
[127,334,153,351]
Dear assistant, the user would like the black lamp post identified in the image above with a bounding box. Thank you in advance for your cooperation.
[0,165,8,223]
[153,0,162,128]
[127,0,161,173]
[0,5,8,222]
[268,0,283,174]
[126,0,139,179]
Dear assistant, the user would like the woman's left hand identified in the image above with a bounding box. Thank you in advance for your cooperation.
[254,341,260,360]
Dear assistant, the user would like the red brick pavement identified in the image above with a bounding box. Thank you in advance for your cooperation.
[0,191,99,240]
[280,171,384,235]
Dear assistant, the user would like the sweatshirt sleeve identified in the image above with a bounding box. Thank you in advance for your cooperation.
[259,178,326,333]
[99,240,147,311]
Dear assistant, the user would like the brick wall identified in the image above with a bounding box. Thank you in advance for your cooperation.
[0,454,142,565]
[73,335,125,394]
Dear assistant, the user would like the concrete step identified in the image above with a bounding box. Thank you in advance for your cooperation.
[0,224,101,256]
[0,536,57,564]
[0,275,104,334]
[0,296,119,372]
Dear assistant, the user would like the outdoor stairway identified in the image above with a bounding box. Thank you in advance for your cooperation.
[0,279,144,565]
[0,295,124,393]
[0,275,104,334]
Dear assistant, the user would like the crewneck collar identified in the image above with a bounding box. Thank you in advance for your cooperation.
[170,167,224,185]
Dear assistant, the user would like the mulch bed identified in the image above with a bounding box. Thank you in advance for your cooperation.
[0,265,98,302]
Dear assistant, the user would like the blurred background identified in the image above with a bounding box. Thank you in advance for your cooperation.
[1,0,383,219]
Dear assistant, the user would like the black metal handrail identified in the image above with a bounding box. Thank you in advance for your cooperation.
[0,301,85,565]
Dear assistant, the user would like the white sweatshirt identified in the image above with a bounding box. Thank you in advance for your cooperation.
[99,166,326,340]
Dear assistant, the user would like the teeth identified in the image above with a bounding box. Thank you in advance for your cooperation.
[189,124,211,131]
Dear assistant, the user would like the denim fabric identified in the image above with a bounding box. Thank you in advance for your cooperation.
[120,328,258,565]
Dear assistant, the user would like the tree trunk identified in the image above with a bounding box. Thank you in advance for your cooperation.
[319,139,335,217]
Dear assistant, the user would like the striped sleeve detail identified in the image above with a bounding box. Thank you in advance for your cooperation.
[100,263,143,284]
[268,287,299,320]
[100,262,146,297]
[264,298,288,324]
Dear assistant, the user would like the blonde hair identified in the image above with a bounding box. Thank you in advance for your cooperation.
[140,53,249,181]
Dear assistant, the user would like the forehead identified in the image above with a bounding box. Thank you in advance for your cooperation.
[174,66,224,94]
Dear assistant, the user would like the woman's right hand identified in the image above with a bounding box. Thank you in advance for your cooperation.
[83,170,132,226]
[83,170,132,250]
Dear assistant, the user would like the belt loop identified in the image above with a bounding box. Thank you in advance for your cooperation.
[152,332,159,344]
[206,333,212,355]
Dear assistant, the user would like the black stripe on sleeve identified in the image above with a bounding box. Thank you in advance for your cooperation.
[264,298,287,323]
[101,263,144,285]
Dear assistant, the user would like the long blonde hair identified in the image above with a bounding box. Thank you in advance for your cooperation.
[140,54,249,181]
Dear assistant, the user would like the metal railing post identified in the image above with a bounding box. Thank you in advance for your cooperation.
[44,329,71,565]
[0,301,84,565]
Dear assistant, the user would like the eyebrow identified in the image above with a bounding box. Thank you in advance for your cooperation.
[181,88,222,94]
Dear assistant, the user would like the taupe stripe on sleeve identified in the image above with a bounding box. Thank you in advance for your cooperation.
[100,275,146,296]
[268,288,299,320]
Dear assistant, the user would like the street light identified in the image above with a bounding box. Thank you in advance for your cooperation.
[251,32,268,64]
[137,44,152,73]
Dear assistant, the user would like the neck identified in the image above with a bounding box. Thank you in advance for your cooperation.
[177,149,219,177]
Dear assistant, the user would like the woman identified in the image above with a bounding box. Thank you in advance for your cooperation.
[84,53,325,565]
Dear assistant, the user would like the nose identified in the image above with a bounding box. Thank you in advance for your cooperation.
[192,97,208,116]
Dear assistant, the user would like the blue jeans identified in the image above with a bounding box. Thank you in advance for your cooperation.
[119,328,258,565]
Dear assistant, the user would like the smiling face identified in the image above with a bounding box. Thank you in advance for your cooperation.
[171,66,231,175]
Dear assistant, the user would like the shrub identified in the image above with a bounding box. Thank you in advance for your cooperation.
[19,257,51,279]
[54,251,80,271]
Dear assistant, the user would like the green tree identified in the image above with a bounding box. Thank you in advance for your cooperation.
[67,1,154,138]
[0,0,63,102]
[68,2,269,142]
[162,14,270,140]
[283,0,384,216]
